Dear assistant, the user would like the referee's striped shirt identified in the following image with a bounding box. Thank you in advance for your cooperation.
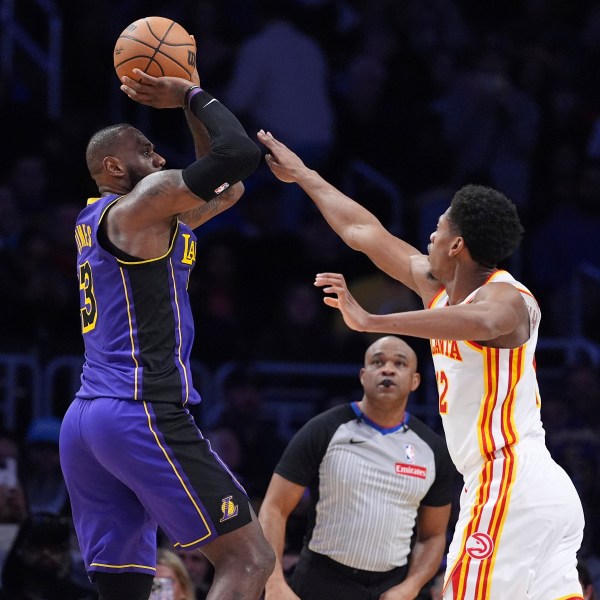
[275,402,454,572]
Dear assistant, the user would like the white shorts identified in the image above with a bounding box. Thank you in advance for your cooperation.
[443,446,584,600]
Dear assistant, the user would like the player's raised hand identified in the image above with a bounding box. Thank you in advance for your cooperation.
[314,272,370,332]
[257,130,308,183]
[120,69,192,109]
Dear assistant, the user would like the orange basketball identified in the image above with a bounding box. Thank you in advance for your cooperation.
[113,16,196,82]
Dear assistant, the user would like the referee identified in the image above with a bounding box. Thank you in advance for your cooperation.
[259,335,455,600]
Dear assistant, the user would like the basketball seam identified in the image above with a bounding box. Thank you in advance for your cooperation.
[142,18,176,76]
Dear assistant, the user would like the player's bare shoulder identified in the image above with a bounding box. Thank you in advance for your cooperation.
[473,282,533,347]
[111,170,196,228]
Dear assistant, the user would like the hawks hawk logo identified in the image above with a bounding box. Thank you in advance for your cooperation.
[219,496,239,522]
[465,532,494,559]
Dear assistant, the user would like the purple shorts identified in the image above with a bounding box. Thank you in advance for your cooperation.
[59,397,251,576]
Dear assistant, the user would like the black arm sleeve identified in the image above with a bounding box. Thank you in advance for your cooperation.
[181,90,261,200]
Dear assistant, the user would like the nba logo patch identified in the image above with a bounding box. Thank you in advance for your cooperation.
[214,182,230,194]
[404,444,415,463]
[220,496,238,522]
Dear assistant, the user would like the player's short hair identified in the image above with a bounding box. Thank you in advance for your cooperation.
[85,123,135,177]
[448,184,524,267]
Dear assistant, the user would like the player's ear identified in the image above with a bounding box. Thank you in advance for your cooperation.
[103,156,125,177]
[449,236,464,256]
[411,372,421,392]
[359,367,365,387]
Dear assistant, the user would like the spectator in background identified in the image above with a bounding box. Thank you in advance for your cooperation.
[8,228,76,355]
[254,281,336,363]
[0,431,19,469]
[203,425,245,490]
[0,512,96,600]
[22,417,69,516]
[225,0,335,230]
[432,46,540,209]
[527,159,600,340]
[7,155,50,226]
[0,454,27,525]
[154,548,196,600]
[215,369,287,499]
[172,547,213,600]
[564,362,600,430]
[530,78,589,217]
[189,233,250,368]
[0,429,27,571]
[186,1,237,96]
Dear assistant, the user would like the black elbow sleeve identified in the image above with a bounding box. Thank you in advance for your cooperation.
[182,136,260,200]
[182,90,261,200]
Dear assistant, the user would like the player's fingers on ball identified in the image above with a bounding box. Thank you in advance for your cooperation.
[120,85,136,97]
[133,69,157,84]
[120,76,139,90]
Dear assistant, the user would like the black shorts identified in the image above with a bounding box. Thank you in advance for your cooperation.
[290,548,410,600]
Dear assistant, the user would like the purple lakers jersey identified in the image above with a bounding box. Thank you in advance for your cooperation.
[74,194,201,405]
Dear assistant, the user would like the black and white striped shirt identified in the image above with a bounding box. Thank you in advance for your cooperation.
[275,402,454,571]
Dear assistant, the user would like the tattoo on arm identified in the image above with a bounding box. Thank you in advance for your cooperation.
[179,196,223,226]
[145,177,172,198]
[178,182,241,227]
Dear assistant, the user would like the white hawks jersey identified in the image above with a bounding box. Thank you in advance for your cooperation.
[429,270,584,600]
[429,269,545,479]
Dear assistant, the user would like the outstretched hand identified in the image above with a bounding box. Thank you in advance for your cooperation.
[120,69,195,109]
[314,272,370,332]
[257,130,308,183]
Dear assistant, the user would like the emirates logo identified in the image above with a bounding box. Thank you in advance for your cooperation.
[395,463,427,478]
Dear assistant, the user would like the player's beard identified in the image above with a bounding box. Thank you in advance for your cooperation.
[126,166,146,189]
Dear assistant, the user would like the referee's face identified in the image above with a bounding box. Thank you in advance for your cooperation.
[361,336,420,402]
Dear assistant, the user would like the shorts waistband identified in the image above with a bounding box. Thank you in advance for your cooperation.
[301,548,408,585]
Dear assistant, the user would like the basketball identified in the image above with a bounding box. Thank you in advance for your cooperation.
[114,16,196,82]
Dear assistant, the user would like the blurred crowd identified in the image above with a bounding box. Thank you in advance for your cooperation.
[2,0,600,597]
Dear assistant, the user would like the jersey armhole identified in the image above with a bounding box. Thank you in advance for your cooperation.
[97,219,141,262]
